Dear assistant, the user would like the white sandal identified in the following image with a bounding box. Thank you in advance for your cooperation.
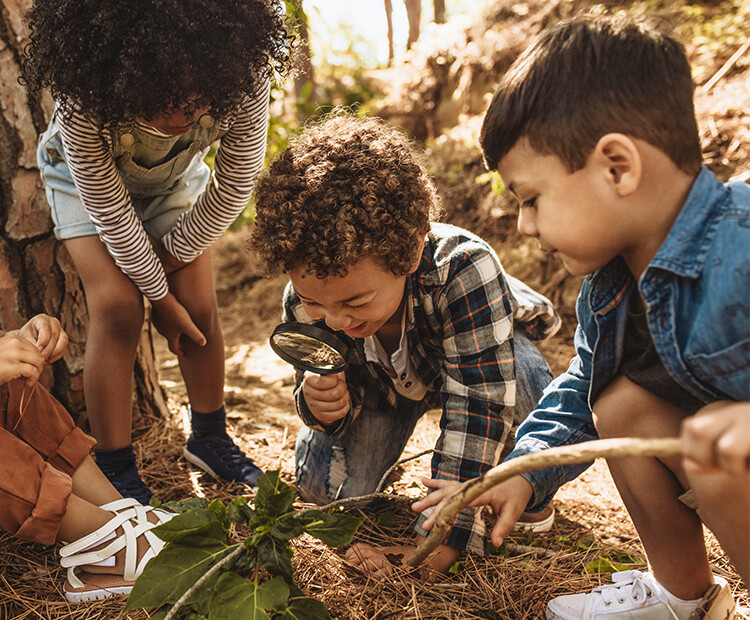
[59,504,173,602]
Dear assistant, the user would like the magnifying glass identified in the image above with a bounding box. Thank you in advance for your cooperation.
[269,323,350,375]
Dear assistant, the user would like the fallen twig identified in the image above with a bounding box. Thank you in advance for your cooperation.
[701,39,750,93]
[163,544,244,620]
[405,437,682,567]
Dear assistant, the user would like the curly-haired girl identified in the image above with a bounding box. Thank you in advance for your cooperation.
[251,114,561,578]
[25,0,291,503]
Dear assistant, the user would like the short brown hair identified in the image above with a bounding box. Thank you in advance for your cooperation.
[251,113,440,278]
[480,15,702,174]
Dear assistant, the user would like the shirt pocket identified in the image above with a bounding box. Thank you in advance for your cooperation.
[684,338,750,401]
[116,141,202,196]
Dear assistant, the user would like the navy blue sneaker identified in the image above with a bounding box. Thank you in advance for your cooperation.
[102,463,153,505]
[183,433,263,486]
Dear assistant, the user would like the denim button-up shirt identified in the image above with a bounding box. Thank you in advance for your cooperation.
[507,167,750,511]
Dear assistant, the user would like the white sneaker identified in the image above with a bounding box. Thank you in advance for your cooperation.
[545,570,735,620]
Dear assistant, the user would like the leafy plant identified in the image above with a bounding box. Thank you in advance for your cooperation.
[124,470,361,619]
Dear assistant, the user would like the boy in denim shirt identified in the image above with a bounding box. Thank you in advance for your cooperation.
[415,15,748,618]
[250,114,560,577]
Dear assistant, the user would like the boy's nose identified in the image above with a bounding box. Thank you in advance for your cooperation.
[517,209,538,237]
[324,310,351,331]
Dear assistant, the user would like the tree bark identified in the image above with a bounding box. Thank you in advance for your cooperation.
[404,0,421,51]
[433,0,446,24]
[384,0,395,67]
[290,0,316,120]
[0,1,169,425]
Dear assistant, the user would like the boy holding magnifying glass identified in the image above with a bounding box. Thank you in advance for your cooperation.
[250,113,560,578]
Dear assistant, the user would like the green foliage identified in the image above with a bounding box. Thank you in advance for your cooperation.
[126,470,362,619]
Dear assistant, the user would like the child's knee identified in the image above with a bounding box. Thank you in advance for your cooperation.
[88,290,144,339]
[592,375,651,438]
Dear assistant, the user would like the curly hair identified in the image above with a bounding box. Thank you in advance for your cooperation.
[251,113,441,279]
[22,0,291,127]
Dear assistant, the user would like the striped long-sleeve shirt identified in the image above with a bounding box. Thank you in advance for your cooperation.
[56,81,270,301]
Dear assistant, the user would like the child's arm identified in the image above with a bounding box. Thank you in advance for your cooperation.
[161,81,271,265]
[682,400,750,476]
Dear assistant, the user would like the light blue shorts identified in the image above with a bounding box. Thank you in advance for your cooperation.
[37,127,210,241]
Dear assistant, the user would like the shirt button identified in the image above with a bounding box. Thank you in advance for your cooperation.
[405,381,412,388]
[199,114,214,128]
[120,133,135,147]
[400,373,406,380]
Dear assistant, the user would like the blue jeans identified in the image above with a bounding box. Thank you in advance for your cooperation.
[295,331,553,504]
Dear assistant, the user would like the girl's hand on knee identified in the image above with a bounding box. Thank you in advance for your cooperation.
[18,314,68,364]
[302,371,350,426]
[682,401,750,477]
[151,293,206,356]
[0,333,45,386]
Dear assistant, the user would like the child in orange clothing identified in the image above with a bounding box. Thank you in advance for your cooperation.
[1,314,171,601]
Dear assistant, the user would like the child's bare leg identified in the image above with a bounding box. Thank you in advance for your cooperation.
[64,237,144,451]
[592,375,712,600]
[687,467,749,583]
[70,455,122,507]
[166,247,224,411]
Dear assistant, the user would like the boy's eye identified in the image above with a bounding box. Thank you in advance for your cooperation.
[300,299,319,307]
[520,197,537,209]
[345,301,368,309]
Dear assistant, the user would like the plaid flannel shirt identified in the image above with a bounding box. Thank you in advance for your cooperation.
[283,223,560,553]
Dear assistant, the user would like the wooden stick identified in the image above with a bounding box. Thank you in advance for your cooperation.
[405,437,682,567]
[701,39,750,93]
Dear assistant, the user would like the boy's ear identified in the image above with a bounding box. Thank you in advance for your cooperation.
[592,133,642,197]
[408,233,427,274]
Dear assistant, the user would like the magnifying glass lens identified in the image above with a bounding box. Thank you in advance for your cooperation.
[269,323,349,375]
[271,332,345,370]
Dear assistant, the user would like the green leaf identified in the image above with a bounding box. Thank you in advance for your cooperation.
[152,508,228,546]
[228,496,255,525]
[256,575,292,612]
[256,535,294,583]
[208,573,274,620]
[255,470,295,518]
[276,597,330,620]
[271,513,306,541]
[208,498,228,527]
[374,511,395,528]
[584,556,632,574]
[124,542,236,611]
[162,497,209,513]
[300,510,361,547]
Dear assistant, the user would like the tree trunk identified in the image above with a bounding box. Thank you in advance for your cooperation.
[290,0,316,120]
[433,0,446,24]
[0,1,169,426]
[404,0,421,51]
[384,0,395,67]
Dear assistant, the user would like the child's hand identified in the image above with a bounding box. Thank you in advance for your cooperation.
[682,400,750,477]
[17,314,68,364]
[345,540,459,582]
[302,371,350,426]
[0,333,45,386]
[412,475,534,547]
[151,293,206,356]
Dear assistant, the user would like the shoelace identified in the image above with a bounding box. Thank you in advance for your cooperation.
[595,571,680,620]
[206,435,259,475]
